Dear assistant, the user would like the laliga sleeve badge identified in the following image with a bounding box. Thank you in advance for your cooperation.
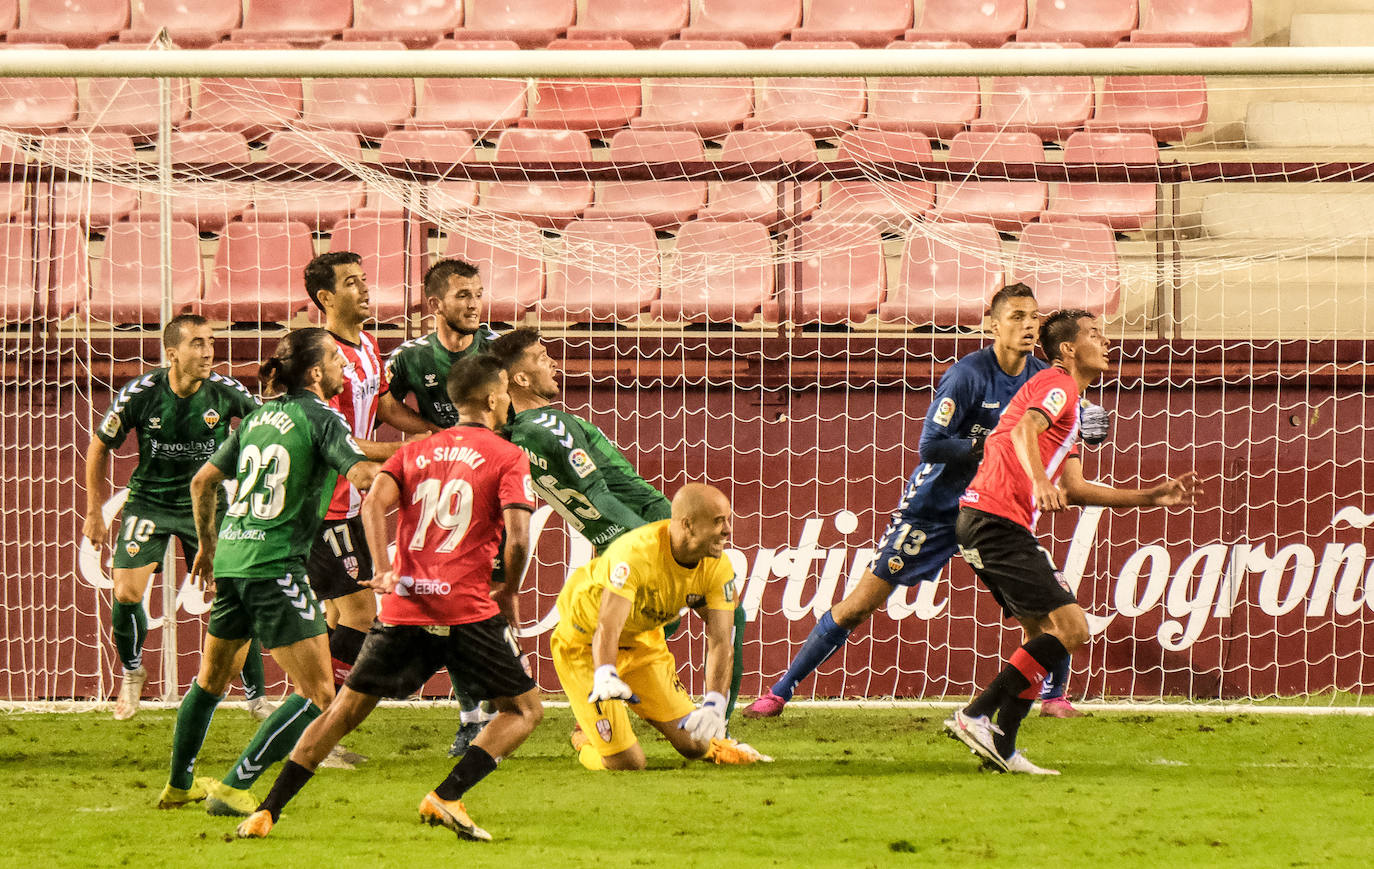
[1042,387,1068,418]
[610,561,631,589]
[99,414,121,438]
[568,448,596,479]
[932,397,956,427]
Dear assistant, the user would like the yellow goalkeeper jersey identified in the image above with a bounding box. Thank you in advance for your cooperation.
[554,520,737,645]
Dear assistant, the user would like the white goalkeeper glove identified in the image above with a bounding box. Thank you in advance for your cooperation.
[680,691,728,743]
[1079,401,1111,446]
[588,665,638,706]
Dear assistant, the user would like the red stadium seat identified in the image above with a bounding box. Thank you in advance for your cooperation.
[567,0,690,48]
[794,221,885,324]
[679,0,801,48]
[328,215,427,323]
[481,129,593,229]
[120,0,240,47]
[821,129,934,228]
[1042,131,1156,231]
[204,220,314,322]
[1131,0,1251,47]
[879,222,1004,326]
[72,46,189,140]
[1086,62,1208,143]
[933,132,1047,232]
[1010,220,1121,316]
[905,0,1025,47]
[862,42,979,140]
[12,0,127,47]
[541,219,659,321]
[132,187,251,233]
[699,131,819,226]
[264,130,364,164]
[0,1,15,33]
[632,40,753,140]
[452,0,575,48]
[301,42,415,139]
[0,49,77,135]
[970,43,1095,142]
[1016,0,1136,47]
[520,40,641,137]
[89,219,201,324]
[183,43,304,143]
[583,129,706,230]
[248,183,365,232]
[0,184,28,221]
[745,41,866,139]
[410,40,527,138]
[791,0,912,47]
[654,219,776,322]
[344,0,463,47]
[0,222,89,322]
[167,131,251,163]
[442,218,545,321]
[426,181,480,218]
[33,132,136,163]
[233,0,352,44]
[380,129,477,165]
[52,182,139,227]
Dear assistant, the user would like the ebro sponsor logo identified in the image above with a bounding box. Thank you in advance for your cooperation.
[394,575,453,597]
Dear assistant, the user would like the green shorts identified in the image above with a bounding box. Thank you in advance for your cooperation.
[112,501,199,571]
[206,571,327,650]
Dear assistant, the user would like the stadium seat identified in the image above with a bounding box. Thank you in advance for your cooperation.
[426,181,480,218]
[905,0,1025,48]
[862,42,980,140]
[300,42,415,139]
[1041,131,1156,231]
[89,219,201,324]
[33,132,136,164]
[344,0,464,47]
[794,221,885,324]
[567,0,690,48]
[51,182,139,227]
[541,219,659,321]
[1289,13,1374,48]
[328,215,427,323]
[0,184,28,221]
[1085,60,1208,144]
[72,46,190,140]
[654,219,776,323]
[120,0,240,47]
[583,129,705,229]
[933,132,1047,232]
[745,41,866,139]
[183,43,304,143]
[410,40,527,138]
[821,129,934,228]
[1016,0,1136,47]
[132,187,251,233]
[698,131,819,226]
[204,220,314,322]
[0,1,15,34]
[452,0,575,48]
[167,131,252,163]
[441,218,545,322]
[970,43,1095,142]
[879,222,1003,326]
[11,0,128,47]
[0,222,37,323]
[0,52,77,135]
[264,130,364,164]
[520,39,641,137]
[233,0,352,44]
[1130,0,1251,46]
[1246,102,1374,149]
[481,129,593,229]
[678,0,802,48]
[790,0,912,47]
[632,40,753,140]
[248,183,365,232]
[380,129,477,165]
[0,222,88,322]
[1009,220,1120,316]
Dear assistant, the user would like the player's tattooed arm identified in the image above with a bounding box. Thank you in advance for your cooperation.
[82,437,112,547]
[189,463,228,590]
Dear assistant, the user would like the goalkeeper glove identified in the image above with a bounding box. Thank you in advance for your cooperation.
[1079,401,1111,446]
[588,664,637,705]
[680,691,728,743]
[968,434,987,464]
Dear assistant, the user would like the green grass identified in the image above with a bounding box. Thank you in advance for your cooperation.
[4,705,1372,867]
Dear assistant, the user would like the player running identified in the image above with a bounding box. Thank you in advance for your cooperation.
[157,328,379,814]
[236,354,541,843]
[552,483,767,770]
[83,314,269,721]
[946,309,1198,774]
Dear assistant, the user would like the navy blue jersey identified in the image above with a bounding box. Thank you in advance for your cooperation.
[899,347,1049,521]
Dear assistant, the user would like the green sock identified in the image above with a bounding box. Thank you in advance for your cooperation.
[111,601,148,672]
[222,693,321,789]
[239,639,266,700]
[168,682,222,790]
[728,605,746,721]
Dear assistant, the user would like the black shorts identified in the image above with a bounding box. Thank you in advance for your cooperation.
[306,516,373,601]
[955,507,1078,620]
[345,615,537,701]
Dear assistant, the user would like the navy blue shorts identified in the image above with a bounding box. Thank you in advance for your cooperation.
[867,515,959,587]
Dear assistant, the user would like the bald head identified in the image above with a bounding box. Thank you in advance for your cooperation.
[669,483,733,563]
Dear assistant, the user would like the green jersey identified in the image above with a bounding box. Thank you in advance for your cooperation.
[385,328,497,427]
[209,391,367,579]
[96,368,259,512]
[507,406,671,553]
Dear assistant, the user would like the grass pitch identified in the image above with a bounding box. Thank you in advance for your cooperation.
[4,703,1371,868]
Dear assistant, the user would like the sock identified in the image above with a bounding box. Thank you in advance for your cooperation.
[993,696,1035,759]
[257,759,315,822]
[1041,653,1071,701]
[434,745,498,801]
[966,634,1069,720]
[770,610,852,702]
[168,682,222,790]
[577,743,606,771]
[727,604,746,719]
[111,601,147,672]
[222,693,321,790]
[239,638,266,701]
[328,625,367,687]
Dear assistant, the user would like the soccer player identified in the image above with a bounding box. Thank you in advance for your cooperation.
[236,355,541,842]
[82,313,269,721]
[157,328,379,814]
[552,483,767,770]
[488,328,748,718]
[945,309,1198,774]
[744,283,1048,719]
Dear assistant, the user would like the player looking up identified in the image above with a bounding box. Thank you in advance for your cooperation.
[237,354,541,843]
[946,310,1198,774]
[82,314,269,721]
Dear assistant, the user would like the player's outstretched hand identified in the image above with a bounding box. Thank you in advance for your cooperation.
[1033,478,1069,513]
[1150,471,1201,507]
[189,549,215,592]
[365,569,401,594]
[82,511,107,547]
[680,691,728,743]
[588,665,638,705]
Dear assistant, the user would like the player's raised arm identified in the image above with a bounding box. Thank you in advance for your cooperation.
[918,368,984,466]
[82,436,112,547]
[1061,460,1201,509]
[378,392,438,435]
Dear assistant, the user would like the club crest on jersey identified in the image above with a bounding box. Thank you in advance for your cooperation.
[568,448,596,479]
[596,718,613,742]
[887,556,904,574]
[344,555,359,579]
[932,397,955,427]
[99,414,120,438]
[1043,388,1068,417]
[125,541,140,558]
[202,407,221,429]
[610,561,631,589]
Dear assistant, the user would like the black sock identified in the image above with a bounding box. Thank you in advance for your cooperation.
[993,696,1035,759]
[434,745,498,801]
[258,760,315,822]
[328,625,368,687]
[967,634,1069,719]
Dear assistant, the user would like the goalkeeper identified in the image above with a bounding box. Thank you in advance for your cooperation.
[487,329,747,718]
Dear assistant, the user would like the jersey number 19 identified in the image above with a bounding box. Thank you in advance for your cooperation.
[408,477,473,553]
